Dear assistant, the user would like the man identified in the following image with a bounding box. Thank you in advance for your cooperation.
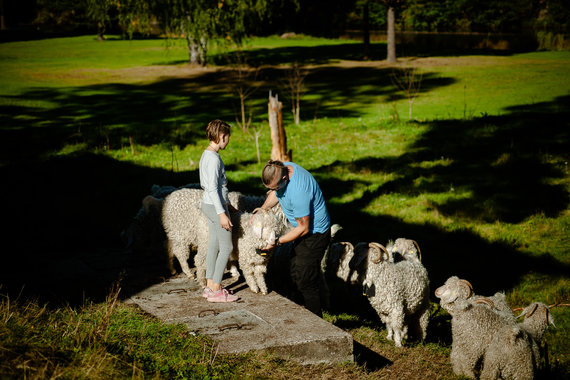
[259,160,331,317]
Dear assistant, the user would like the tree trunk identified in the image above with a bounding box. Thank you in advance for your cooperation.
[188,37,200,65]
[199,37,207,66]
[363,0,370,60]
[187,36,206,66]
[0,0,5,30]
[387,6,396,63]
[268,92,291,162]
[97,23,105,41]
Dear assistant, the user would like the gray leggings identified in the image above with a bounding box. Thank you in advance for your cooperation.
[201,202,233,284]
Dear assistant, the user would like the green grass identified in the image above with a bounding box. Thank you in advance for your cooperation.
[0,34,569,379]
[0,289,249,379]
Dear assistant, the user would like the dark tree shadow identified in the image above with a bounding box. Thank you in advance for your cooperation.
[311,94,570,297]
[0,50,567,314]
[0,64,455,162]
[1,93,568,306]
[206,39,532,67]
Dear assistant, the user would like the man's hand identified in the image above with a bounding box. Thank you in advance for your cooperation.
[262,241,275,251]
[249,208,264,225]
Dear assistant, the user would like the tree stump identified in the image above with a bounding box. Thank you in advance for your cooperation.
[268,92,292,162]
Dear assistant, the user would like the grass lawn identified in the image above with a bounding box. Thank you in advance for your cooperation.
[0,34,569,379]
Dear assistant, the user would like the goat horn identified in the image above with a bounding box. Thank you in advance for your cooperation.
[547,309,557,328]
[411,240,422,262]
[458,279,473,298]
[548,303,570,308]
[472,297,496,308]
[369,242,388,263]
[252,207,266,214]
[342,242,355,250]
[526,303,539,318]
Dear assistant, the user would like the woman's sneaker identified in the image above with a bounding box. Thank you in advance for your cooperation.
[207,288,239,303]
[202,287,215,298]
[202,286,228,298]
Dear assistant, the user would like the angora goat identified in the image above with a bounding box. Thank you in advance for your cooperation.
[386,238,422,262]
[121,183,200,252]
[193,208,289,294]
[435,276,515,323]
[352,242,430,347]
[480,302,556,380]
[162,188,288,293]
[434,277,515,379]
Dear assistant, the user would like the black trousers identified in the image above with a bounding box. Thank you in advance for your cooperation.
[290,228,331,318]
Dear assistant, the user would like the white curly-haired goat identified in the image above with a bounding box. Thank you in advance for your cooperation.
[161,188,289,294]
[351,242,430,347]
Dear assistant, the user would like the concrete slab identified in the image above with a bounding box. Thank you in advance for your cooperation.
[125,273,354,365]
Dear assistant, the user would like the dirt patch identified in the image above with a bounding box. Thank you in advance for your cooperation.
[63,65,218,84]
[50,55,560,86]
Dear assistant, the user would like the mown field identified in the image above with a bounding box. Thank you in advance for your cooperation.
[0,35,568,379]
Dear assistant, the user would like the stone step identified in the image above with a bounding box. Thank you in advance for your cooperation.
[125,274,354,365]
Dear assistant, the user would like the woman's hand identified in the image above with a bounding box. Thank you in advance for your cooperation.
[219,213,233,231]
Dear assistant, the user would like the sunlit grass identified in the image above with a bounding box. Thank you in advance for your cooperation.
[0,289,244,379]
[1,35,569,378]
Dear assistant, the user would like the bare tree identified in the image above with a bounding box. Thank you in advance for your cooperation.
[253,124,263,163]
[282,61,307,126]
[228,50,259,133]
[390,66,423,121]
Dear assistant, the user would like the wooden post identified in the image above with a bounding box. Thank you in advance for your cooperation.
[268,91,291,162]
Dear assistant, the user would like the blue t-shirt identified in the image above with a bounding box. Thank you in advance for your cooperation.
[276,162,330,234]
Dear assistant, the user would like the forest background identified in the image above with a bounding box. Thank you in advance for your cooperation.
[2,0,569,52]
